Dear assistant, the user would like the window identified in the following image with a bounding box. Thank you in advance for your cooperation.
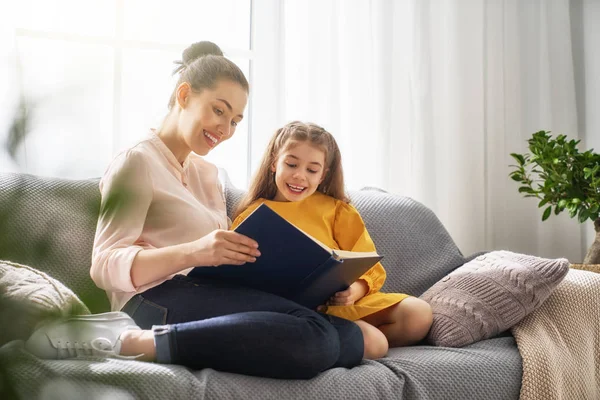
[5,0,253,188]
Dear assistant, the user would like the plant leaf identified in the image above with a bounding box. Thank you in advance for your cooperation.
[510,153,526,166]
[579,208,590,223]
[519,186,537,194]
[558,199,568,208]
[554,205,562,215]
[542,206,552,221]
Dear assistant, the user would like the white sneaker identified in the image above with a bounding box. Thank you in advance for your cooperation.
[25,311,141,360]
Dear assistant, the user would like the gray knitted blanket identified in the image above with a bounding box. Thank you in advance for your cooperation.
[0,340,204,400]
[0,336,521,400]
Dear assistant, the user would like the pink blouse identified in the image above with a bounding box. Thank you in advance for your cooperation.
[91,132,229,311]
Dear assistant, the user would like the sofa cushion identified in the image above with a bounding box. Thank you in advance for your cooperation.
[0,260,90,346]
[0,172,110,313]
[419,250,569,347]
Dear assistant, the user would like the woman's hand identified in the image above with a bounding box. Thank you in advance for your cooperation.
[326,280,369,306]
[190,229,261,267]
[130,230,260,288]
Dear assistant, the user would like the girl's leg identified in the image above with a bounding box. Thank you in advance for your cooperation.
[354,320,388,359]
[361,297,433,348]
[121,275,364,379]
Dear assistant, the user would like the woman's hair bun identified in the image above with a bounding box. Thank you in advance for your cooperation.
[172,41,223,75]
[183,41,223,64]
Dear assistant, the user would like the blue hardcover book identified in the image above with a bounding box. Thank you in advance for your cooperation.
[188,203,383,309]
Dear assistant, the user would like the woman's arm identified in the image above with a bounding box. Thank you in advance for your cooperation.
[131,229,259,288]
[91,150,260,291]
[91,150,154,293]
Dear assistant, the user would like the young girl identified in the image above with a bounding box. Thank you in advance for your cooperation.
[233,121,433,357]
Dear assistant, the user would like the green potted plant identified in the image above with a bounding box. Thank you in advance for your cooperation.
[509,130,600,265]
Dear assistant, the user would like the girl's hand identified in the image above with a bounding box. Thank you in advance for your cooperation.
[190,229,260,267]
[327,280,369,306]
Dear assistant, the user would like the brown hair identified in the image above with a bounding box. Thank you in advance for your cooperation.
[168,41,249,109]
[234,121,349,219]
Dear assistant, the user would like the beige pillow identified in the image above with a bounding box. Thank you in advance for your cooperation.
[0,260,90,346]
[419,250,569,347]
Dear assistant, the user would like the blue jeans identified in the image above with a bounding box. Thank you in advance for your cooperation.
[121,274,364,379]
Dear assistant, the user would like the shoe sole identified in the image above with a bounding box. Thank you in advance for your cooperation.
[67,311,134,322]
[36,312,136,331]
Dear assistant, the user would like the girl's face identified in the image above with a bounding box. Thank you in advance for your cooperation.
[271,141,327,202]
[178,79,248,156]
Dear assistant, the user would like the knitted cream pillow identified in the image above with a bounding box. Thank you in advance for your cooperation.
[0,260,90,346]
[419,250,569,347]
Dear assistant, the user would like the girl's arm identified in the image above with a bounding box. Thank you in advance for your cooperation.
[333,202,387,296]
[326,279,370,307]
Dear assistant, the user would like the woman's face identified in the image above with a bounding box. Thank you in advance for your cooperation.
[177,79,248,156]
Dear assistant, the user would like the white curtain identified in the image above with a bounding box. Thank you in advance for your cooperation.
[2,0,596,262]
[258,0,589,262]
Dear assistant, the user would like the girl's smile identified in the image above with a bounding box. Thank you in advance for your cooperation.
[272,141,327,202]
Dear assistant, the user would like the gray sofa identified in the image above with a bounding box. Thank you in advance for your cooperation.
[0,172,522,399]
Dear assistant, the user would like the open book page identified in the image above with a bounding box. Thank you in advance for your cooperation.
[289,222,336,253]
[284,223,380,260]
[283,219,380,261]
[332,249,380,259]
[290,223,380,260]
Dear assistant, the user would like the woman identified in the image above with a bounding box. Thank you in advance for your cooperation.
[24,41,364,379]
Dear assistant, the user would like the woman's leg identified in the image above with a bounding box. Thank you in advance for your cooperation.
[119,329,156,361]
[361,297,433,348]
[121,275,364,379]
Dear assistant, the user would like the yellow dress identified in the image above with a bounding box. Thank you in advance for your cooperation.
[232,192,409,321]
